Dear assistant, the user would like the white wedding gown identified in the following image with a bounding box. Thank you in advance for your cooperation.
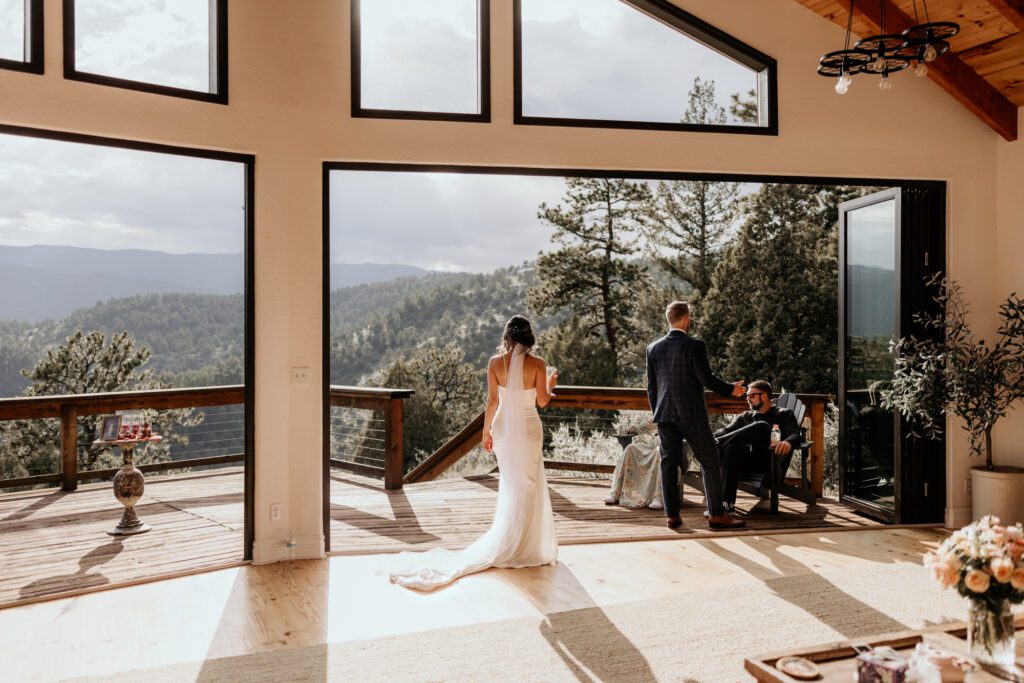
[388,345,558,591]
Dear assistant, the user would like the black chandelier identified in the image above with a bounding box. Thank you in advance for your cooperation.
[817,0,959,94]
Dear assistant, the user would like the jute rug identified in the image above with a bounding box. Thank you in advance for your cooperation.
[73,562,968,683]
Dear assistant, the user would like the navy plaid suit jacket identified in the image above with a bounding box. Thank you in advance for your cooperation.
[646,330,734,425]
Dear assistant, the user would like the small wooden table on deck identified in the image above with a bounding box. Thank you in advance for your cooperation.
[745,614,1023,682]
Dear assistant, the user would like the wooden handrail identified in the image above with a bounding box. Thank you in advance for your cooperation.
[404,411,485,485]
[404,386,833,496]
[0,385,246,492]
[0,385,245,421]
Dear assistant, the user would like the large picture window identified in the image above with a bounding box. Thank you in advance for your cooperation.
[0,0,43,74]
[351,0,490,121]
[63,0,228,103]
[0,125,255,605]
[515,0,776,134]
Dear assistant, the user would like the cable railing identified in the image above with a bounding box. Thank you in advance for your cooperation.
[328,386,414,490]
[0,386,245,491]
[405,386,831,497]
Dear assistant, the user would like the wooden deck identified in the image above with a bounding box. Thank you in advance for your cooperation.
[327,471,882,554]
[0,468,882,607]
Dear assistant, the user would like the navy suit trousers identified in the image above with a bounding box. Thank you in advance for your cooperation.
[657,421,725,517]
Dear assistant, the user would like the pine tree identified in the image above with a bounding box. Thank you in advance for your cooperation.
[528,177,651,380]
[0,330,200,481]
[699,184,873,394]
[729,88,759,124]
[371,343,484,471]
[645,78,742,295]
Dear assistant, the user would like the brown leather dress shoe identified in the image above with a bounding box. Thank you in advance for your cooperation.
[708,514,747,530]
[665,515,683,529]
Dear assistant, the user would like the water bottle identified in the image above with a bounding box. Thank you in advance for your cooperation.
[770,424,781,445]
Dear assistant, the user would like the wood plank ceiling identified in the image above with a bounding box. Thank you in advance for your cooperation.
[795,0,1023,140]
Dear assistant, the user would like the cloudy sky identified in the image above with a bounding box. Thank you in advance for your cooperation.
[75,0,211,92]
[1,0,765,268]
[0,134,244,254]
[0,0,26,61]
[330,171,570,272]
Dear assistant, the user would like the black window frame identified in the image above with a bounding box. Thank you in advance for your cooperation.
[0,122,256,558]
[321,162,947,547]
[513,0,778,135]
[62,0,229,104]
[0,0,44,75]
[350,0,491,123]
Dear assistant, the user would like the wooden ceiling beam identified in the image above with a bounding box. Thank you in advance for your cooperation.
[854,0,1018,141]
[987,0,1024,32]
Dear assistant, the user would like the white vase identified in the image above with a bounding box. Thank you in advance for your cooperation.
[970,466,1024,525]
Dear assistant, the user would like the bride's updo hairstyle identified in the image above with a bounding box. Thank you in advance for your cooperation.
[498,315,536,353]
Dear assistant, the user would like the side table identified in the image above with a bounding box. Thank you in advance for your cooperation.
[93,435,162,536]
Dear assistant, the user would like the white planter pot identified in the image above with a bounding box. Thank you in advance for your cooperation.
[971,466,1024,525]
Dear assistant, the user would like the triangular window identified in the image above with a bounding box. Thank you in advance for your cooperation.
[516,0,776,133]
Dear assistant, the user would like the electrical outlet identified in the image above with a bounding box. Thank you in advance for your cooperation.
[965,478,972,496]
[270,503,281,521]
[290,367,309,384]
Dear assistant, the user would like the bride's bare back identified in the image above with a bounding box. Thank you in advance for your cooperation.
[488,352,555,407]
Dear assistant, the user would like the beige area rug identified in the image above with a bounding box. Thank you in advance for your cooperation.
[75,562,969,683]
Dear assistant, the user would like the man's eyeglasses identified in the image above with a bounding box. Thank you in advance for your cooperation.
[746,392,767,399]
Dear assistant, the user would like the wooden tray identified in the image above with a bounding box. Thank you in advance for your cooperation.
[745,614,1024,682]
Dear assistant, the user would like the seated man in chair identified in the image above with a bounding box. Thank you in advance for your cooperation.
[714,380,801,512]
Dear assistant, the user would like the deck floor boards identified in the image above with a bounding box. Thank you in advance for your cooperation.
[0,467,881,607]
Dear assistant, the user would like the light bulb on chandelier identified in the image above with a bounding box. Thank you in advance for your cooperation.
[915,61,928,77]
[835,78,849,94]
[923,43,938,62]
[879,74,893,90]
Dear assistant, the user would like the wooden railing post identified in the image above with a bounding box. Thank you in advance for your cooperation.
[383,397,404,490]
[60,405,78,492]
[809,400,826,497]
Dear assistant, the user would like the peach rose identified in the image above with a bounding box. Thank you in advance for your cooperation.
[991,557,1014,583]
[1011,567,1024,590]
[1010,541,1024,563]
[933,563,960,588]
[964,569,990,593]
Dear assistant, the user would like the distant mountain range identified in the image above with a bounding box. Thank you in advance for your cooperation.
[0,245,434,322]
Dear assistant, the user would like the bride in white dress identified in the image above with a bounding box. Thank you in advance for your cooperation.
[389,315,559,591]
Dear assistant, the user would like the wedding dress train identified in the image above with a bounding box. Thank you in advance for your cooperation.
[388,345,558,591]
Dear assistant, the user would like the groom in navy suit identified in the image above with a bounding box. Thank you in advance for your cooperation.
[646,301,747,530]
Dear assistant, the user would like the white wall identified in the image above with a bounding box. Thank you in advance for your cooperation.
[0,0,1016,552]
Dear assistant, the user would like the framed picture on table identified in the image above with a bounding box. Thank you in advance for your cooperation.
[99,415,122,442]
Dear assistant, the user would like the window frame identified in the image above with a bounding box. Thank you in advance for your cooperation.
[513,0,778,135]
[0,0,44,74]
[0,122,256,558]
[320,161,946,547]
[62,0,229,104]
[350,0,491,123]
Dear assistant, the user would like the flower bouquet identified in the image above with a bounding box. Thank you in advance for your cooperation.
[925,515,1024,667]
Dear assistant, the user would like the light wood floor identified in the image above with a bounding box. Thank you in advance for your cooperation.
[0,527,948,682]
[0,468,879,607]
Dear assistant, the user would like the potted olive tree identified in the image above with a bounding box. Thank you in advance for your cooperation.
[882,275,1024,524]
